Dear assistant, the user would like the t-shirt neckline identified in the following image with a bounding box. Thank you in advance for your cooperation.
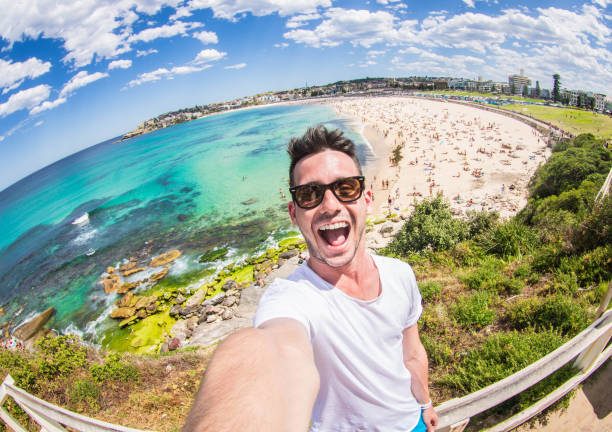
[302,254,384,305]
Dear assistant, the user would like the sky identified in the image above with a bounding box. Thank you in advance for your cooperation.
[0,0,611,191]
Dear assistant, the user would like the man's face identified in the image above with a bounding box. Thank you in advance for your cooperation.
[288,150,372,269]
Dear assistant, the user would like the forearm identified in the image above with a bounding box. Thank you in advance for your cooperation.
[183,325,319,432]
[404,342,431,404]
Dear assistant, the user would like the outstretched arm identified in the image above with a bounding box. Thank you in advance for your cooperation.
[183,318,319,432]
[403,324,438,432]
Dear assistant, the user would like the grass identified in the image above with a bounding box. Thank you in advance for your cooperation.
[500,104,612,139]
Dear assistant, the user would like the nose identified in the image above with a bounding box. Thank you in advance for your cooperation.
[318,188,342,214]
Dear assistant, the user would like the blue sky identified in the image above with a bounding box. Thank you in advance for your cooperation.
[0,0,610,191]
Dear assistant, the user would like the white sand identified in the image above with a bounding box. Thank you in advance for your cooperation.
[327,96,551,220]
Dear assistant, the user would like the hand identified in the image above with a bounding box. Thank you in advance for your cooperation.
[422,406,438,432]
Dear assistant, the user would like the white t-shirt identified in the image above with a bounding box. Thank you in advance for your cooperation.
[254,254,423,432]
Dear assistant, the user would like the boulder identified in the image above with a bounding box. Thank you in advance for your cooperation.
[168,337,181,351]
[146,302,157,313]
[223,296,237,307]
[134,295,156,310]
[169,305,182,316]
[136,309,147,319]
[107,266,115,274]
[118,292,135,308]
[221,309,234,320]
[13,307,55,341]
[101,274,121,294]
[110,307,136,319]
[177,214,188,222]
[202,292,225,306]
[379,222,394,235]
[119,316,138,328]
[279,249,298,259]
[119,261,137,272]
[150,268,169,282]
[150,250,181,267]
[179,304,200,318]
[122,267,147,277]
[222,279,238,291]
[117,282,137,294]
[206,315,219,324]
[175,294,187,305]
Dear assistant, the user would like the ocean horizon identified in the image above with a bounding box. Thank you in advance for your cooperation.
[0,103,376,347]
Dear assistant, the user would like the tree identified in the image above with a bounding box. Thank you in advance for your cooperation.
[510,81,516,95]
[552,74,561,102]
[535,81,541,98]
[522,85,529,97]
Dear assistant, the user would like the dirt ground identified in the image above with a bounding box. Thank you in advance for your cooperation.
[523,359,612,432]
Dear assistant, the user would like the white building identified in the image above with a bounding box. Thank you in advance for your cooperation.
[594,93,606,112]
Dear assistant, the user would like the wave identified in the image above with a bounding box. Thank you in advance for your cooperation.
[72,212,89,225]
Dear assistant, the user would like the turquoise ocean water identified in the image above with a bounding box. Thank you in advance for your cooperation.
[0,104,374,345]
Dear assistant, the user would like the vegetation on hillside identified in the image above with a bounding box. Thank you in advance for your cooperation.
[383,132,611,428]
[0,134,609,431]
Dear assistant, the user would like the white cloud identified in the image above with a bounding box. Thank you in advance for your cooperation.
[462,0,475,7]
[193,30,219,44]
[59,71,109,98]
[284,8,400,48]
[193,48,227,64]
[0,58,51,92]
[359,60,376,67]
[376,0,402,4]
[131,21,202,43]
[225,63,247,69]
[108,59,132,70]
[136,48,159,57]
[184,0,331,20]
[367,50,386,57]
[34,120,43,127]
[0,85,50,117]
[286,13,321,28]
[127,64,211,87]
[274,42,289,48]
[0,1,183,67]
[30,97,67,115]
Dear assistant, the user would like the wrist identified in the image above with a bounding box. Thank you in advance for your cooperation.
[419,400,432,410]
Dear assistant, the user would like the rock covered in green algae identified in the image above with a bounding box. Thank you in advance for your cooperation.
[199,248,229,263]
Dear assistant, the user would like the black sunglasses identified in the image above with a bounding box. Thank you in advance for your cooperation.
[289,176,365,209]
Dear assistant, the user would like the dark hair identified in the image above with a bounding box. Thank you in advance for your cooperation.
[287,125,362,186]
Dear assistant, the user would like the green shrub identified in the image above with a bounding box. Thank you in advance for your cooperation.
[550,270,580,295]
[419,281,442,303]
[421,333,453,368]
[505,295,589,336]
[513,263,531,280]
[531,242,566,273]
[385,195,468,254]
[451,291,496,329]
[90,353,140,383]
[480,219,536,260]
[459,257,504,291]
[466,210,499,238]
[449,242,485,267]
[0,350,37,392]
[440,328,567,393]
[36,335,87,379]
[572,194,612,252]
[558,246,612,287]
[528,134,611,200]
[68,379,100,410]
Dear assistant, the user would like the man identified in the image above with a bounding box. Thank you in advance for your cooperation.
[184,126,438,432]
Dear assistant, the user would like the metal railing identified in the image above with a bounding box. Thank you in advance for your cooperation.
[0,374,149,432]
[435,308,612,432]
[1,309,610,432]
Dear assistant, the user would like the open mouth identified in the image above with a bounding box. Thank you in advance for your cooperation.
[318,221,350,247]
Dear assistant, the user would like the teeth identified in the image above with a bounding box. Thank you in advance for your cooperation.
[319,222,348,231]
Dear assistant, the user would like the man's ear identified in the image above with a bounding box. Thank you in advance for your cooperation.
[364,189,373,216]
[288,201,298,226]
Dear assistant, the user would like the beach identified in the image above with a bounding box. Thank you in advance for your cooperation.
[326,96,551,220]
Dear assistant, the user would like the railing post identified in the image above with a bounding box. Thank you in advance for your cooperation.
[596,280,612,319]
[573,313,612,371]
